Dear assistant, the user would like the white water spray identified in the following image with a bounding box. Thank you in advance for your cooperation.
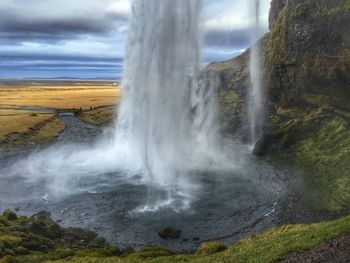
[1,0,243,212]
[116,0,220,185]
[248,0,264,145]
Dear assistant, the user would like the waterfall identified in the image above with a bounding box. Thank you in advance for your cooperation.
[7,0,237,212]
[115,0,218,186]
[248,0,263,146]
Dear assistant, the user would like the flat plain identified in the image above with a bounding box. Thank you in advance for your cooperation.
[0,80,120,143]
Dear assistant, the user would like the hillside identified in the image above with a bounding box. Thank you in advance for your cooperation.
[204,0,350,216]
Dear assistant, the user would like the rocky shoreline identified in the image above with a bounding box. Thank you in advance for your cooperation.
[2,209,350,262]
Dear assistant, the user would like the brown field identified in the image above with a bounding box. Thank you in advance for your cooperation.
[0,84,121,110]
[0,110,64,143]
[79,106,116,126]
[0,81,120,144]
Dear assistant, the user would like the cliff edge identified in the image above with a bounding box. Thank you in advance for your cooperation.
[207,0,350,215]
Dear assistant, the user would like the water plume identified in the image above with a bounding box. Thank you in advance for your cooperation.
[248,0,264,146]
[115,0,221,186]
[0,0,242,212]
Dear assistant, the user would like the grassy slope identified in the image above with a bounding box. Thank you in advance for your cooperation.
[1,210,348,262]
[35,215,350,263]
[0,110,65,144]
[262,0,350,214]
[267,107,350,214]
[0,211,122,263]
[78,106,116,126]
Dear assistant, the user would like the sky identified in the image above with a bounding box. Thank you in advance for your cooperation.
[0,0,271,80]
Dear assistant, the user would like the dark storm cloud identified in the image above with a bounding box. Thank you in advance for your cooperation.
[0,8,127,42]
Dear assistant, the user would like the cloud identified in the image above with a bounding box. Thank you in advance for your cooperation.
[105,0,131,20]
[202,0,270,50]
[0,0,129,43]
[0,0,272,79]
[0,14,112,35]
[204,29,250,48]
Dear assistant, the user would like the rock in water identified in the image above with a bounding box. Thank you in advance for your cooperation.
[158,227,182,239]
[196,241,227,255]
[2,210,17,221]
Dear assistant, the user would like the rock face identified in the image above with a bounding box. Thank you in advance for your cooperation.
[158,227,181,239]
[210,0,350,133]
[208,0,350,215]
[269,0,285,30]
[200,48,250,135]
[266,0,350,109]
[0,210,121,260]
[263,0,350,215]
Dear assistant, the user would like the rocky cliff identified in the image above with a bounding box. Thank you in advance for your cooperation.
[266,0,350,108]
[200,49,250,135]
[208,0,350,215]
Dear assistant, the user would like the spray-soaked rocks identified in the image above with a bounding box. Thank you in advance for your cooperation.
[158,227,182,239]
[196,241,227,255]
[2,210,17,221]
[0,210,120,260]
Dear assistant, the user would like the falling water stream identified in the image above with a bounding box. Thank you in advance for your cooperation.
[0,0,284,251]
[248,0,264,145]
[115,0,218,186]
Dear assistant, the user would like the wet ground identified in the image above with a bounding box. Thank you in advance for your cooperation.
[277,232,350,263]
[0,110,286,251]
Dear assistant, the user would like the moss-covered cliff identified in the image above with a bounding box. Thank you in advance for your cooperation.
[266,0,350,108]
[263,0,350,215]
[200,49,250,135]
[206,0,350,215]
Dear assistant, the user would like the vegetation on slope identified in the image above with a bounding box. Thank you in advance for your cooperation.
[255,106,350,214]
[0,211,123,263]
[257,0,350,214]
[0,110,64,145]
[0,82,119,150]
[78,106,116,126]
[3,211,350,263]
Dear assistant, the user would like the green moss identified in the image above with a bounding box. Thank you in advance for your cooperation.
[0,256,19,263]
[73,246,121,258]
[267,107,350,214]
[2,211,17,221]
[158,227,181,239]
[47,215,350,263]
[267,6,288,65]
[0,211,118,262]
[293,118,350,213]
[0,236,21,250]
[127,245,174,260]
[196,242,227,255]
[14,247,29,255]
[42,249,75,261]
[20,233,54,251]
[291,4,307,18]
[220,215,350,263]
[78,106,115,126]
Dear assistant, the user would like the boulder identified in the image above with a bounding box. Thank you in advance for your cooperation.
[158,227,181,239]
[2,210,17,221]
[196,241,227,255]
